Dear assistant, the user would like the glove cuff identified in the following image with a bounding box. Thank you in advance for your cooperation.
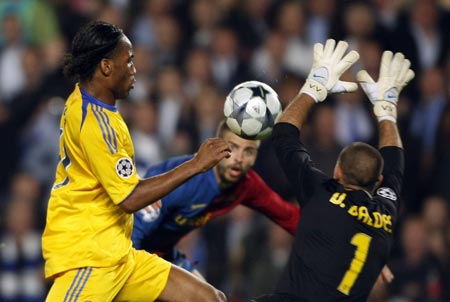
[374,101,397,123]
[300,79,327,103]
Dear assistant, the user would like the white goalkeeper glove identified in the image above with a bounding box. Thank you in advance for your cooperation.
[357,51,415,123]
[300,39,360,102]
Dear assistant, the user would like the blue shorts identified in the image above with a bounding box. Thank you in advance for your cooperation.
[168,249,196,272]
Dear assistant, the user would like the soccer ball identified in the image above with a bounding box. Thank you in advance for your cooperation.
[223,81,282,140]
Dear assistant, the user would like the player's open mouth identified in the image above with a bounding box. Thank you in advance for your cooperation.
[229,166,241,178]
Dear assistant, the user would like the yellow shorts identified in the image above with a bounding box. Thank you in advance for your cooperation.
[45,248,171,302]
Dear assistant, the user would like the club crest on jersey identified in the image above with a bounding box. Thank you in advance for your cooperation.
[116,157,134,178]
[376,187,397,201]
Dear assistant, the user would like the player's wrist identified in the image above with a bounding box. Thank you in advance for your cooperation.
[185,156,206,174]
[299,79,327,103]
[373,101,397,123]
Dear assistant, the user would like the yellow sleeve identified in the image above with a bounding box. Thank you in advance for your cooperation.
[80,111,139,204]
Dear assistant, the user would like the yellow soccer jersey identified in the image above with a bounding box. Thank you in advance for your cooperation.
[42,85,140,278]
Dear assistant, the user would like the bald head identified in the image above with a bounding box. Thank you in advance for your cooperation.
[336,142,383,191]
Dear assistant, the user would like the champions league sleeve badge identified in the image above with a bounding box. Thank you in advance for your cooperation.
[116,157,134,178]
[376,187,397,201]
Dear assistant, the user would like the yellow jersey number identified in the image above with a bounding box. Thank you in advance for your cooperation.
[52,128,71,189]
[337,233,372,295]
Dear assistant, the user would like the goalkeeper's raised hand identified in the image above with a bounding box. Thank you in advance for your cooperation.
[300,39,360,102]
[357,51,415,123]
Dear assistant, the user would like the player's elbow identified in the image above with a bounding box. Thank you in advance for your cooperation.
[119,197,140,214]
[119,193,161,214]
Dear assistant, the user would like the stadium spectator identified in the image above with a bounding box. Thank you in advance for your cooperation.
[19,96,63,191]
[192,86,224,144]
[0,173,45,302]
[0,46,51,200]
[186,0,224,49]
[0,12,26,102]
[370,0,405,32]
[396,0,450,72]
[388,215,442,301]
[431,101,450,201]
[334,81,375,146]
[389,0,450,101]
[407,67,448,205]
[210,26,249,93]
[183,47,213,99]
[250,30,287,86]
[130,0,174,50]
[129,99,163,176]
[303,104,342,176]
[154,66,194,156]
[152,15,183,68]
[422,195,450,234]
[276,0,313,78]
[228,0,271,53]
[336,1,389,52]
[421,196,450,294]
[305,0,337,44]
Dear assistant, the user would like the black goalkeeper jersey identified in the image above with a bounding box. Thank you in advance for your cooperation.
[271,123,403,302]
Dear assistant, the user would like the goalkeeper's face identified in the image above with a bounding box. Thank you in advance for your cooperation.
[215,130,260,185]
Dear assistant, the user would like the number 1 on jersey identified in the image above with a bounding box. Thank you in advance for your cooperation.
[338,233,372,295]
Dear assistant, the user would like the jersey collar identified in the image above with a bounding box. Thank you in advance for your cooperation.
[79,86,118,112]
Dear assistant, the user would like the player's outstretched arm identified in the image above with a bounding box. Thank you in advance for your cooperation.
[278,39,360,130]
[120,138,231,213]
[357,51,414,149]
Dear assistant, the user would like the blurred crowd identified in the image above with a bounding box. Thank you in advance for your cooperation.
[0,0,449,301]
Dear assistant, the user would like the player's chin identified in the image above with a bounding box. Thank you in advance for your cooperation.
[120,86,134,99]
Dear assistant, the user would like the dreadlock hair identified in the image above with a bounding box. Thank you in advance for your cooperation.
[337,142,384,192]
[63,21,124,81]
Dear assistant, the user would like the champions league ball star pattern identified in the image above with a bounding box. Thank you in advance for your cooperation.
[116,158,134,178]
[224,81,282,140]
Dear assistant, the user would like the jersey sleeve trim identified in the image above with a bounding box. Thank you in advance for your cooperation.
[118,180,140,206]
[91,103,118,154]
[81,97,88,131]
[99,108,118,152]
